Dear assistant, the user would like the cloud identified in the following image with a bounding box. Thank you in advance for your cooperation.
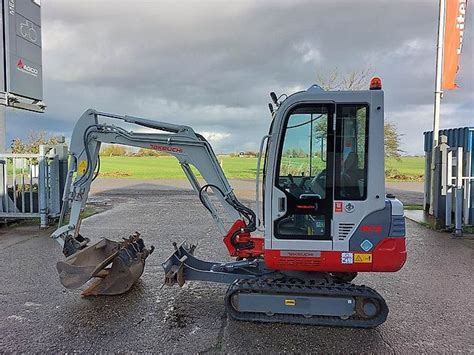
[294,42,322,64]
[386,101,473,155]
[5,0,473,157]
[201,131,231,142]
[390,39,431,58]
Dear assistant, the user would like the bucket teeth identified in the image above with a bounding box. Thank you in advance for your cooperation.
[56,232,153,296]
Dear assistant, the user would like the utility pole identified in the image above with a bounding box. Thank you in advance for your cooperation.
[429,0,446,215]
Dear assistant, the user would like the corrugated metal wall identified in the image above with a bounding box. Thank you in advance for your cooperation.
[424,127,474,152]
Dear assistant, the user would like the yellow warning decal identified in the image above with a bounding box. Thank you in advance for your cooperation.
[354,253,372,263]
[285,299,296,306]
[78,160,87,175]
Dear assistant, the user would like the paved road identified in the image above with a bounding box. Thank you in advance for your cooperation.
[1,182,472,353]
[385,181,424,206]
[90,178,425,205]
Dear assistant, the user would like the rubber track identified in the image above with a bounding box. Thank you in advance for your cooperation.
[224,277,389,328]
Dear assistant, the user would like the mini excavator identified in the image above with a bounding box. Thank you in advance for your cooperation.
[51,78,406,327]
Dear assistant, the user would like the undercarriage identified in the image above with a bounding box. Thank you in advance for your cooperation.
[163,243,388,328]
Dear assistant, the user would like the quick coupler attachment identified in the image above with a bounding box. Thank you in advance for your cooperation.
[162,242,196,287]
[162,241,268,286]
[56,232,154,296]
[62,234,91,257]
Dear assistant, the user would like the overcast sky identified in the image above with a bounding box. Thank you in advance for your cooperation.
[6,0,473,155]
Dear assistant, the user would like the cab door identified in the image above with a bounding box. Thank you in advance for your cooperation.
[271,103,334,250]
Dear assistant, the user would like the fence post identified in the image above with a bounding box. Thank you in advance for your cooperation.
[423,152,430,211]
[454,147,463,236]
[463,149,471,225]
[0,159,5,213]
[38,146,48,228]
[445,149,452,227]
[48,154,61,216]
[433,137,449,226]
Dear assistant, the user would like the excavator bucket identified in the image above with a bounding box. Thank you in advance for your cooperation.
[56,232,154,296]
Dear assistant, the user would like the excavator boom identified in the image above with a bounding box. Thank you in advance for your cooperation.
[52,109,255,295]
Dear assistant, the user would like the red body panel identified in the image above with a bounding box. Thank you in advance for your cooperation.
[371,237,407,272]
[223,220,406,273]
[264,238,406,272]
[223,220,264,258]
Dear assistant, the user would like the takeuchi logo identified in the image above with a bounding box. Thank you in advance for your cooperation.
[16,59,39,77]
[150,144,183,153]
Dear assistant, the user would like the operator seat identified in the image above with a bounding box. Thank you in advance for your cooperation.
[341,152,362,198]
[309,170,326,198]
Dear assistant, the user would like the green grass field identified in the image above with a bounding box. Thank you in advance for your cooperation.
[385,156,425,180]
[97,155,425,181]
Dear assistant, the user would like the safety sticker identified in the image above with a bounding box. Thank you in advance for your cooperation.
[78,160,87,175]
[344,202,355,213]
[341,252,353,264]
[335,202,343,213]
[360,239,374,251]
[285,299,296,306]
[354,253,372,263]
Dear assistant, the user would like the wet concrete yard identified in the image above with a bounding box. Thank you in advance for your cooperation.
[0,181,473,353]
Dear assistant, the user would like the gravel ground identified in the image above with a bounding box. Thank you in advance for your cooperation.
[0,181,472,353]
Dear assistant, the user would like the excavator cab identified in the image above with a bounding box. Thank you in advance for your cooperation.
[263,83,405,273]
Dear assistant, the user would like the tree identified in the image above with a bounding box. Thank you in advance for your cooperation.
[315,67,403,158]
[316,67,374,91]
[99,144,129,156]
[11,131,60,154]
[384,122,403,158]
[136,148,167,157]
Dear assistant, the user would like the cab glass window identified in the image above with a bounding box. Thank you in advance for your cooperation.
[277,106,328,200]
[275,105,331,240]
[335,104,368,200]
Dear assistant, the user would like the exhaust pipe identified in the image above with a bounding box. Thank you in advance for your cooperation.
[57,232,154,296]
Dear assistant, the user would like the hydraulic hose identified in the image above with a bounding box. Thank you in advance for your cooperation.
[199,184,257,250]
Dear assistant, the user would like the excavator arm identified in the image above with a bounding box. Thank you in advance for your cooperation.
[51,109,257,295]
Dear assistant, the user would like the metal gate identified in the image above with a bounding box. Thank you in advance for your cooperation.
[0,144,68,227]
[424,128,474,235]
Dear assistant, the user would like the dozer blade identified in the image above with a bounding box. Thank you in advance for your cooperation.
[57,232,154,296]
